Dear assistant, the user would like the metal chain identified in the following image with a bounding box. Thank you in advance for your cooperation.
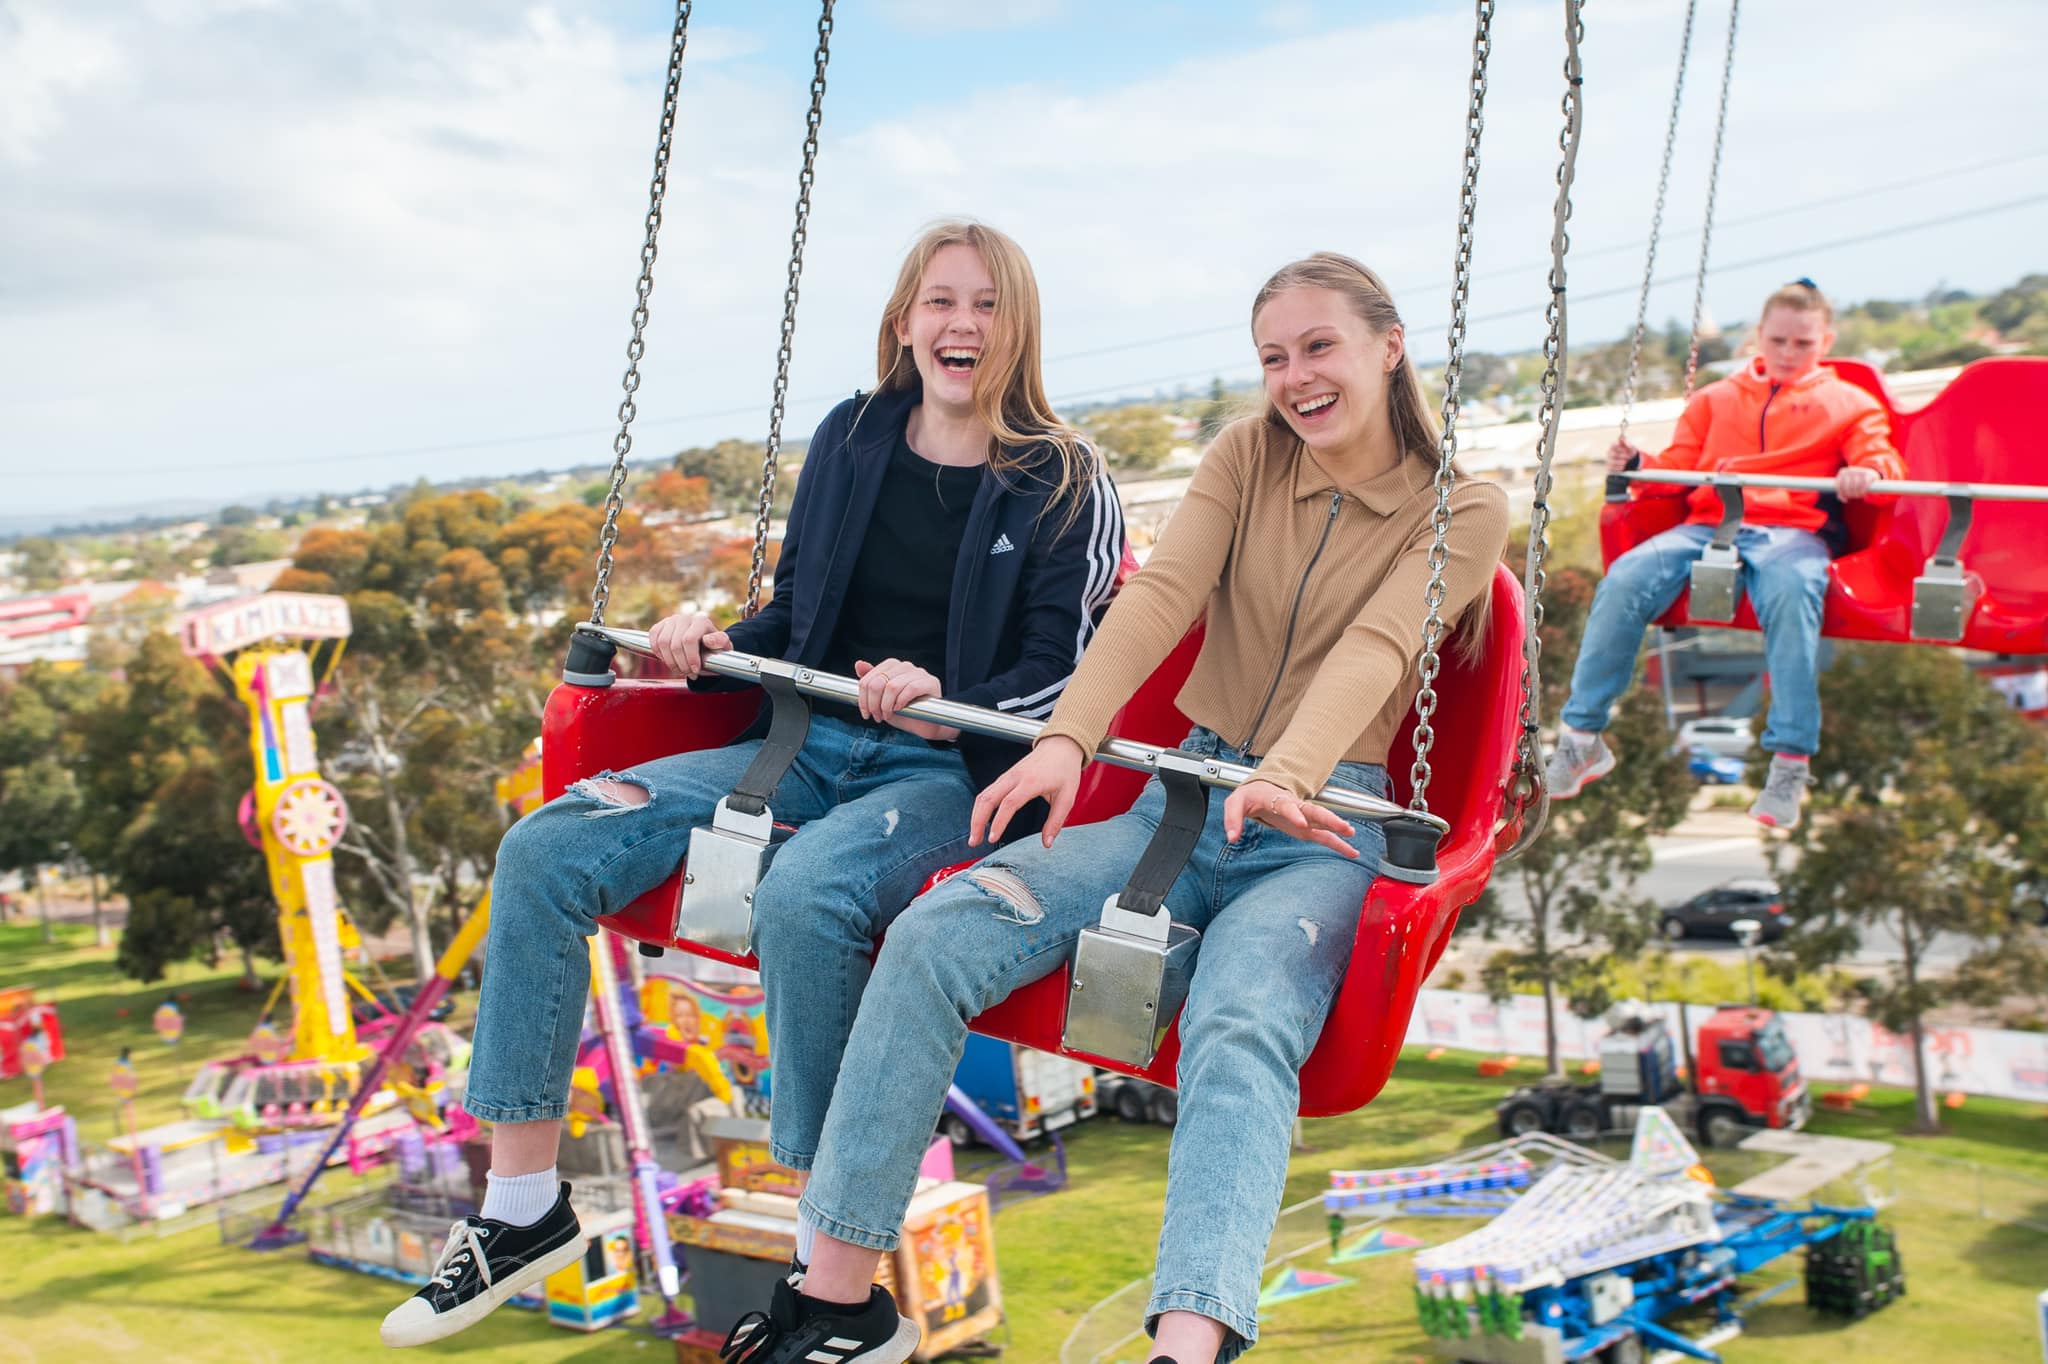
[1683,0,1740,396]
[745,1,836,618]
[1617,0,1696,443]
[587,2,693,628]
[1408,0,1496,815]
[1504,0,1587,859]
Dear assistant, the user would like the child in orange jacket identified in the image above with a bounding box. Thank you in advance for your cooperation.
[1547,280,1903,828]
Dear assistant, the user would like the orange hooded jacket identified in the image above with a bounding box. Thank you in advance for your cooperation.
[1635,357,1904,533]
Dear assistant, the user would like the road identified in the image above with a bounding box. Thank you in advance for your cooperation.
[1451,802,1976,973]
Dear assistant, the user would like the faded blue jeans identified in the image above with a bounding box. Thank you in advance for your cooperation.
[465,713,976,1172]
[1561,521,1829,756]
[799,726,1389,1362]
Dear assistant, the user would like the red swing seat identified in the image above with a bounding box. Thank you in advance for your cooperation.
[543,563,1526,1117]
[1599,356,2048,654]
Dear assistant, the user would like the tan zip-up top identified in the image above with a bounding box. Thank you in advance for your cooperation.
[1038,415,1510,801]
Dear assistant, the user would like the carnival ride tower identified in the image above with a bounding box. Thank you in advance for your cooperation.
[182,592,362,1070]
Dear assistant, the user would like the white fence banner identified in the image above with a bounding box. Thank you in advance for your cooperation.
[1404,988,2048,1104]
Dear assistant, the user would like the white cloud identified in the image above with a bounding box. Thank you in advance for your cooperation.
[0,6,127,164]
[1,0,2044,519]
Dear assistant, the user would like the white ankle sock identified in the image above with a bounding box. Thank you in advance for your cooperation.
[481,1166,559,1226]
[795,1209,819,1266]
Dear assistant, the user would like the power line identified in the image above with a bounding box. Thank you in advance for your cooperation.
[1038,148,2048,369]
[14,188,2045,483]
[1049,193,2048,403]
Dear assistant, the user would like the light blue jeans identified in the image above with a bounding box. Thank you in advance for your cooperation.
[798,726,1389,1361]
[1561,521,1829,756]
[465,713,976,1172]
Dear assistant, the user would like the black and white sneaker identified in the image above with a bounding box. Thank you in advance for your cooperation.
[379,1182,586,1347]
[720,1277,920,1364]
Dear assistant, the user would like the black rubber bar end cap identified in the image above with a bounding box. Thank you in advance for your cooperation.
[562,630,618,688]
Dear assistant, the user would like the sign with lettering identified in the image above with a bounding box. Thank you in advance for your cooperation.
[181,593,352,658]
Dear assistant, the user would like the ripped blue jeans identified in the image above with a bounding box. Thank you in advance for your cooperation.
[464,713,976,1172]
[799,726,1389,1362]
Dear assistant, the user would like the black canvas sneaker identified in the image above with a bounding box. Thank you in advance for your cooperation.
[379,1182,585,1347]
[720,1277,920,1364]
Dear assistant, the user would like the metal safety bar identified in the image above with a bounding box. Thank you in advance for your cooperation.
[1610,469,2048,502]
[1608,469,2048,640]
[566,622,1447,850]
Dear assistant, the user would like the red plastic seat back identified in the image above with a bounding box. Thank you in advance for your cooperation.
[1596,358,2048,652]
[1881,358,2048,648]
[972,563,1528,1116]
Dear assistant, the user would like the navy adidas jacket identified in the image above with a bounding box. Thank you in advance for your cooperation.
[721,383,1125,790]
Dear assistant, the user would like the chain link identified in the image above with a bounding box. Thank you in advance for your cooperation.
[1683,0,1740,397]
[746,2,836,618]
[1503,0,1587,856]
[587,2,692,628]
[1618,0,1696,443]
[1408,0,1496,815]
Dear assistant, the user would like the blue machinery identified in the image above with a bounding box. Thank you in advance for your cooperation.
[1403,1112,1902,1363]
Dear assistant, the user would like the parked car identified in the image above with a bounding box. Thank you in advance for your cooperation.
[1660,879,1787,942]
[1676,716,1754,760]
[1686,746,1747,785]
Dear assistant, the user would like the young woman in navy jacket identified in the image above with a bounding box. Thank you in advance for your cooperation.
[381,220,1122,1349]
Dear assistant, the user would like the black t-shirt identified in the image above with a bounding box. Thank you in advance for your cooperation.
[818,428,983,685]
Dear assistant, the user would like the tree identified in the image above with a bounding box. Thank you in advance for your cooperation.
[0,663,116,943]
[14,537,66,590]
[1767,644,2048,1131]
[644,470,714,518]
[282,492,565,977]
[110,751,276,983]
[1085,404,1176,474]
[1460,556,1695,1073]
[1196,378,1234,442]
[673,438,773,510]
[0,758,81,943]
[210,524,289,567]
[70,632,280,981]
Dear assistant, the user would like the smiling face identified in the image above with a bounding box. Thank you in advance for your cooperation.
[1254,285,1402,457]
[893,242,996,414]
[1756,304,1833,384]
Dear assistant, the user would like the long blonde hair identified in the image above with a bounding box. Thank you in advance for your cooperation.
[1251,252,1492,663]
[873,220,1098,529]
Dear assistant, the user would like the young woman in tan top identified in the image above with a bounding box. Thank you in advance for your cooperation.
[726,254,1507,1364]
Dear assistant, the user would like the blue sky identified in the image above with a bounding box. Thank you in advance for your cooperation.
[1,0,2043,522]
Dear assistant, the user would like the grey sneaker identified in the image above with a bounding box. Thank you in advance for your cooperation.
[1749,754,1811,829]
[1544,731,1616,800]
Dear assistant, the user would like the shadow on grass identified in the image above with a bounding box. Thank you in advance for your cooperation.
[1957,1205,2048,1287]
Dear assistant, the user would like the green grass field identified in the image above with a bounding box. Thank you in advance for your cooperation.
[4,921,2046,1363]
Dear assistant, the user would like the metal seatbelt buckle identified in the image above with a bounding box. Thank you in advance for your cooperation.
[1688,541,1744,622]
[676,797,778,957]
[1910,559,1976,642]
[1911,493,1979,643]
[1062,895,1201,1069]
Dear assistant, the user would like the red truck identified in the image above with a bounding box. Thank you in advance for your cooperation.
[1496,1002,1810,1148]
